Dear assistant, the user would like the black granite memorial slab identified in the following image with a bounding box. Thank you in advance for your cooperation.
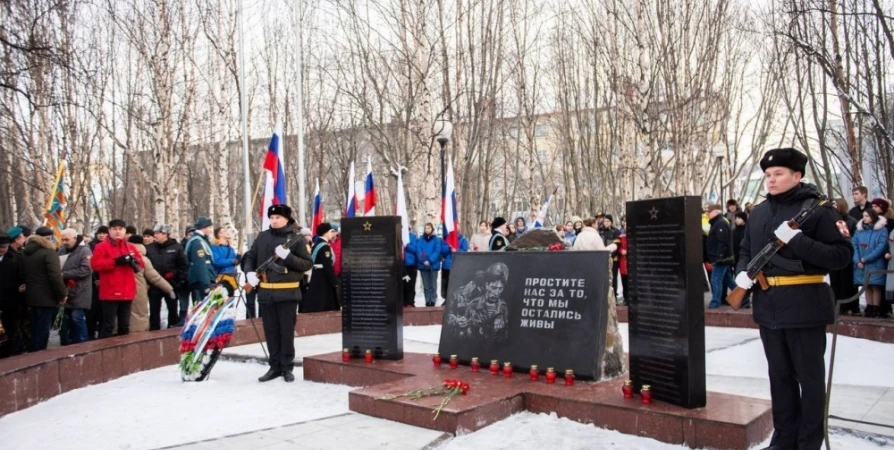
[341,216,404,360]
[438,251,610,380]
[627,196,706,408]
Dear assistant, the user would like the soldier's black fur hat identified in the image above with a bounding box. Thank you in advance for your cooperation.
[760,148,808,175]
[491,217,507,229]
[268,204,294,224]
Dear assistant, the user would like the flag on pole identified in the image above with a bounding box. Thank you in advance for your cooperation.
[345,161,358,218]
[260,123,286,231]
[441,156,459,249]
[43,162,67,243]
[394,166,410,249]
[364,158,376,216]
[533,186,559,228]
[311,179,324,236]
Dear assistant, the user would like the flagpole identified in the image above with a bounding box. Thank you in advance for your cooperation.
[238,0,252,250]
[295,1,307,225]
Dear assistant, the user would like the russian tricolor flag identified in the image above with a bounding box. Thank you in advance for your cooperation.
[312,179,324,236]
[364,159,376,216]
[441,155,459,249]
[345,161,358,218]
[261,123,286,231]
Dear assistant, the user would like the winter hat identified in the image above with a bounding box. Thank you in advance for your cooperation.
[316,222,333,236]
[491,217,507,229]
[17,225,32,238]
[142,228,155,237]
[127,235,143,245]
[871,198,890,215]
[125,225,137,236]
[194,217,213,229]
[109,219,127,229]
[759,148,808,174]
[35,226,54,237]
[185,225,196,235]
[570,216,583,225]
[153,224,172,235]
[735,211,748,223]
[7,226,22,240]
[267,204,294,223]
[604,214,614,224]
[299,227,312,237]
[330,222,340,232]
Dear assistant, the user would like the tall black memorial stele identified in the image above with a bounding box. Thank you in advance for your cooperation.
[341,216,404,360]
[627,196,706,408]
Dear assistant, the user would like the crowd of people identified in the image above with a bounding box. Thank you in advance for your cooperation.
[0,211,345,360]
[1,181,890,360]
[701,187,894,319]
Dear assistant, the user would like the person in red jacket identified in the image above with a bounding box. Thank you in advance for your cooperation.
[90,219,144,338]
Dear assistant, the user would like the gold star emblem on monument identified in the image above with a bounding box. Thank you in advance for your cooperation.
[648,207,659,220]
[363,221,372,231]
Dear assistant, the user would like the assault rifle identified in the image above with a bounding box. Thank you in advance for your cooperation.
[727,195,831,310]
[243,236,298,293]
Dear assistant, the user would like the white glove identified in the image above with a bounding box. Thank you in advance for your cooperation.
[167,290,177,300]
[774,222,801,244]
[313,264,323,269]
[275,245,291,259]
[735,271,754,290]
[247,272,260,287]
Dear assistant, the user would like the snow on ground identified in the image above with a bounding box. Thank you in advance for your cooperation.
[437,412,889,450]
[0,361,352,450]
[6,323,894,449]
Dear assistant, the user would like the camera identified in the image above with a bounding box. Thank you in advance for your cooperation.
[128,253,141,273]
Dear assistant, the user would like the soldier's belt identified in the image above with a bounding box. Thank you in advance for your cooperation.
[260,282,300,289]
[765,275,825,287]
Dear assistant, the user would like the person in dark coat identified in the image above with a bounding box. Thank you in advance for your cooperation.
[59,229,93,345]
[600,215,622,301]
[830,198,859,315]
[706,205,736,309]
[184,217,216,305]
[489,217,510,251]
[734,148,852,450]
[87,225,109,339]
[303,223,339,313]
[23,227,68,352]
[0,230,26,357]
[243,204,313,383]
[732,211,748,267]
[146,224,189,329]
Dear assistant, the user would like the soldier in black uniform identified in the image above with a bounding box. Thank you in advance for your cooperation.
[735,148,852,450]
[488,217,510,251]
[303,223,339,313]
[243,204,313,383]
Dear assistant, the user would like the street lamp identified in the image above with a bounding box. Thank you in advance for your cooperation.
[433,118,453,201]
[713,147,725,204]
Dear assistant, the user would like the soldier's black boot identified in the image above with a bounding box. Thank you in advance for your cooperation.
[866,305,877,318]
[283,371,295,383]
[258,368,282,382]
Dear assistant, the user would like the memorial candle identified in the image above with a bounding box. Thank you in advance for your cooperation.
[449,354,459,369]
[432,352,442,367]
[529,365,539,381]
[564,369,575,386]
[503,362,513,378]
[342,348,350,362]
[622,380,634,398]
[470,357,480,372]
[641,385,653,404]
[546,367,557,384]
[364,349,373,363]
[489,360,499,375]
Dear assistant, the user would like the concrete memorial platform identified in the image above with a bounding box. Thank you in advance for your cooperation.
[303,351,773,450]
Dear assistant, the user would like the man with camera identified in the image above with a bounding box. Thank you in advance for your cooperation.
[90,219,144,338]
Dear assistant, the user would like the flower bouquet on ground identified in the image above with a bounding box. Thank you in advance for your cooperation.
[379,378,470,420]
[178,286,237,381]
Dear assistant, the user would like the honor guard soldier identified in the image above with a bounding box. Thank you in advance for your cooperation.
[303,223,339,313]
[489,217,510,251]
[184,217,216,304]
[735,148,852,450]
[243,204,313,383]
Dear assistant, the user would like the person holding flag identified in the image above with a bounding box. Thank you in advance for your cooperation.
[364,158,376,216]
[43,162,67,244]
[533,187,559,228]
